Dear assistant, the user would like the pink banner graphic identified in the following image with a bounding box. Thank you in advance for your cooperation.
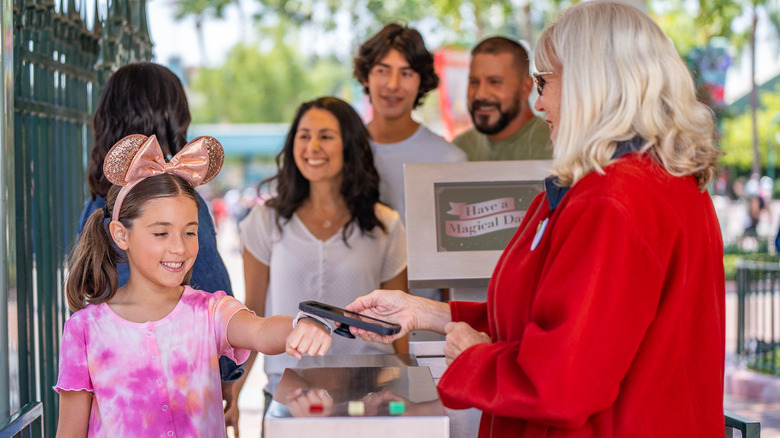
[445,211,525,237]
[447,197,516,220]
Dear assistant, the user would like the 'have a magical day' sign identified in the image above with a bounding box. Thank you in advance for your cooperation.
[404,160,551,289]
[435,181,543,252]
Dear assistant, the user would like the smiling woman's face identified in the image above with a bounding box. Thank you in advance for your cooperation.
[293,108,345,186]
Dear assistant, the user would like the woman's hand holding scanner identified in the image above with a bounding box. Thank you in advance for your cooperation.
[345,290,416,343]
[346,289,453,342]
[443,322,491,366]
[287,316,333,360]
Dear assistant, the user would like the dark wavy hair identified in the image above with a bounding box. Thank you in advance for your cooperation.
[88,62,191,199]
[353,23,439,108]
[66,174,199,311]
[262,97,385,241]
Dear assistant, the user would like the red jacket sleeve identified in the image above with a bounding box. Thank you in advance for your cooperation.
[450,301,489,333]
[438,194,670,428]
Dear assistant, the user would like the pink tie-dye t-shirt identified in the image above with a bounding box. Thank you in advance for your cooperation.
[55,287,251,437]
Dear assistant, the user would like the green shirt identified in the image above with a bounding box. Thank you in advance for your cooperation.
[453,116,553,161]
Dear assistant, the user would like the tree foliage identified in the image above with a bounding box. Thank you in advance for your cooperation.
[703,0,779,175]
[720,85,780,170]
[174,0,235,20]
[188,34,351,123]
[650,0,780,177]
[174,0,238,64]
[175,0,780,174]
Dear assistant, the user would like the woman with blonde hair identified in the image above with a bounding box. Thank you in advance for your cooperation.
[345,2,725,436]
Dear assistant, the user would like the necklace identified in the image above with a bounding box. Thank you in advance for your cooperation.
[322,209,348,229]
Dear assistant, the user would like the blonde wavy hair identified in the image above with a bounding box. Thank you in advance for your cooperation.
[535,0,720,190]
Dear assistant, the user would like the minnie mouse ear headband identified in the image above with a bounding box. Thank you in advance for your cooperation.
[103,134,224,222]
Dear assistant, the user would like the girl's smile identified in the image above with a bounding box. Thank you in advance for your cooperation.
[118,194,199,293]
[161,261,185,271]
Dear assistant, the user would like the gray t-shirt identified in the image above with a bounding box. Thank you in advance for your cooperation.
[370,125,467,223]
[453,116,553,161]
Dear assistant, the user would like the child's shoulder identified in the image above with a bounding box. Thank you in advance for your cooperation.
[61,303,110,337]
[180,286,248,319]
[66,302,105,322]
[180,286,230,305]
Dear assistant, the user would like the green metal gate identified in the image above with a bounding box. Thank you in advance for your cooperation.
[1,0,151,435]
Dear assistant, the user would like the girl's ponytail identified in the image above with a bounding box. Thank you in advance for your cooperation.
[65,206,119,311]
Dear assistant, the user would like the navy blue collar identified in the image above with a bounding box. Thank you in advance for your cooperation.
[544,136,644,211]
[544,177,569,211]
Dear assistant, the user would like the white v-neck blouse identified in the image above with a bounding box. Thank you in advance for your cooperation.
[239,202,407,394]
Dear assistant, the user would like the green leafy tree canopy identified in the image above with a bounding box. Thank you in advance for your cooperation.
[188,32,350,123]
[720,84,780,170]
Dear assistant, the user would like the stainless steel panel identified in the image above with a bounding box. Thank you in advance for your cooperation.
[449,286,488,302]
[409,331,445,355]
[265,415,449,437]
[416,357,447,380]
[446,407,481,438]
[266,366,448,437]
[297,354,417,368]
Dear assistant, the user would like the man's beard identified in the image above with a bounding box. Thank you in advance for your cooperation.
[469,99,521,135]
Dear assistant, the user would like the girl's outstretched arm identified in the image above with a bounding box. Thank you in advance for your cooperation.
[56,390,91,437]
[227,311,332,358]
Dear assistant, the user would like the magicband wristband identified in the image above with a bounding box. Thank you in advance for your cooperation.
[293,311,333,336]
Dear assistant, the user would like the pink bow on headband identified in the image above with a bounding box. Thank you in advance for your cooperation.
[106,134,222,222]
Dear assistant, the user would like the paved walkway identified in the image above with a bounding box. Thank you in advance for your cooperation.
[725,393,780,437]
[721,280,780,437]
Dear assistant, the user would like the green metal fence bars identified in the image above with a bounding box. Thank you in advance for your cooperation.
[0,402,43,438]
[736,259,780,377]
[1,0,151,435]
[725,409,762,438]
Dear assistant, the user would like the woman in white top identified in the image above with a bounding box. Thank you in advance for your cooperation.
[228,97,408,434]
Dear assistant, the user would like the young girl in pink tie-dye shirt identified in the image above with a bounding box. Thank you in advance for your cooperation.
[55,134,332,437]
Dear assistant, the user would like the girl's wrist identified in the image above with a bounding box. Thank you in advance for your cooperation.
[293,311,333,335]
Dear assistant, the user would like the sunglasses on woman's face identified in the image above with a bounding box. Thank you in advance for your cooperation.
[533,72,555,96]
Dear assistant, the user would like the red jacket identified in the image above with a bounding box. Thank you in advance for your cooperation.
[439,154,725,437]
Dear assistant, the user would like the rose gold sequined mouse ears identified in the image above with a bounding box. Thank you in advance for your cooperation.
[103,134,225,221]
[103,134,224,187]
